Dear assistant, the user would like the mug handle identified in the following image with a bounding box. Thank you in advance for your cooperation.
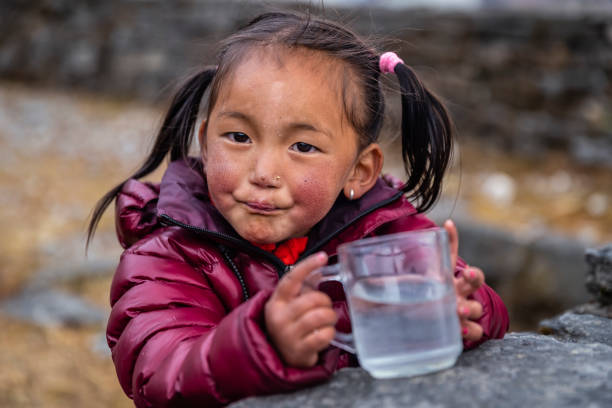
[302,264,357,354]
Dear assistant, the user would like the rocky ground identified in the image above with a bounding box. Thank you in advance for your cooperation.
[231,328,612,408]
[0,81,610,407]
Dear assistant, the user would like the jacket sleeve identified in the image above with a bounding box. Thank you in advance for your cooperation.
[115,180,160,249]
[107,229,340,408]
[373,208,510,350]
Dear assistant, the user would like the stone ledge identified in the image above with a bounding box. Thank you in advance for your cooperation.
[230,331,612,407]
[539,311,612,346]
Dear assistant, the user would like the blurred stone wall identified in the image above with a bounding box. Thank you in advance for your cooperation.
[2,0,611,164]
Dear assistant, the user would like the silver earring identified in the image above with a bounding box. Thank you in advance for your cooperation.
[349,189,355,200]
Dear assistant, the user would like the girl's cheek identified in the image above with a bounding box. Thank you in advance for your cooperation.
[295,172,338,213]
[204,149,238,193]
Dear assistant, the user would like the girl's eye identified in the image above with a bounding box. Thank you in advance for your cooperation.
[290,142,319,153]
[225,132,251,144]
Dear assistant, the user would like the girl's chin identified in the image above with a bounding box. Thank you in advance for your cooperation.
[236,222,308,245]
[239,229,284,245]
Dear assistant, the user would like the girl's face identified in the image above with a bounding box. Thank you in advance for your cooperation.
[201,49,361,244]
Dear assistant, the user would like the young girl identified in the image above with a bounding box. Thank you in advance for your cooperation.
[88,11,508,407]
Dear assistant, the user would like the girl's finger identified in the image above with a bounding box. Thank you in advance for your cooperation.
[290,325,336,368]
[461,320,484,342]
[301,325,336,354]
[457,299,483,321]
[443,219,458,272]
[286,291,333,321]
[455,267,485,297]
[463,266,485,287]
[454,276,472,298]
[453,275,471,298]
[273,252,328,301]
[291,307,338,339]
[464,266,485,291]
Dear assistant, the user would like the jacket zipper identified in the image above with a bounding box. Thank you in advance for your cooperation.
[158,190,403,276]
[158,214,289,275]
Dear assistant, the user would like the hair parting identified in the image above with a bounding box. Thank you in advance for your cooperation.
[85,67,216,250]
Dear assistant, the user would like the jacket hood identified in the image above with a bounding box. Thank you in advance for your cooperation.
[118,158,416,255]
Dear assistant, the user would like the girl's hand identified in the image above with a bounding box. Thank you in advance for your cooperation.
[444,220,485,342]
[265,252,338,368]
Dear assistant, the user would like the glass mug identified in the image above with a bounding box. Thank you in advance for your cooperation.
[304,228,462,379]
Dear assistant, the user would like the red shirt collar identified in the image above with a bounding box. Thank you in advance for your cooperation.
[253,237,308,265]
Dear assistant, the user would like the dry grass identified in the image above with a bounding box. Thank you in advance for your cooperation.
[0,313,132,408]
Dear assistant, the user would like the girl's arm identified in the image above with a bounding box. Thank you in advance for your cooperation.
[107,228,340,407]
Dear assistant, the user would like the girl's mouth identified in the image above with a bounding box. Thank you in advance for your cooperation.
[244,201,280,214]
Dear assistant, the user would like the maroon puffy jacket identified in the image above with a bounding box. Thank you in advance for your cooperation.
[107,158,509,407]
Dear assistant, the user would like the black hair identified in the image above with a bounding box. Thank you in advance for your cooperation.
[86,10,453,248]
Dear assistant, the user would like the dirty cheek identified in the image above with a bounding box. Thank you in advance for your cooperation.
[204,148,237,193]
[295,171,338,215]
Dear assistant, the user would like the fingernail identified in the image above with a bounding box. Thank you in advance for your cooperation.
[317,252,327,261]
[469,270,475,279]
[462,327,468,336]
[462,306,470,317]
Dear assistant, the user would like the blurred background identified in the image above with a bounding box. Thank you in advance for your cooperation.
[0,0,611,406]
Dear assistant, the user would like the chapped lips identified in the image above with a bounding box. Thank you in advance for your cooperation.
[245,201,278,212]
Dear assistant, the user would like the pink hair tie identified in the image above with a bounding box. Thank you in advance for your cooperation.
[379,52,404,74]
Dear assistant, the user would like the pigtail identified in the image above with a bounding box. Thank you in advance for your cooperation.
[86,67,216,250]
[394,63,453,212]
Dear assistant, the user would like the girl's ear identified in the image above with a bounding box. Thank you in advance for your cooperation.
[344,143,384,200]
[198,120,208,166]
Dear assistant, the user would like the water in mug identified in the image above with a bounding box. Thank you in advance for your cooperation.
[349,274,462,378]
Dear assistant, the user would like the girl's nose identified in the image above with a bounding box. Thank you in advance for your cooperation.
[254,174,281,188]
[249,155,282,188]
[251,173,282,188]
